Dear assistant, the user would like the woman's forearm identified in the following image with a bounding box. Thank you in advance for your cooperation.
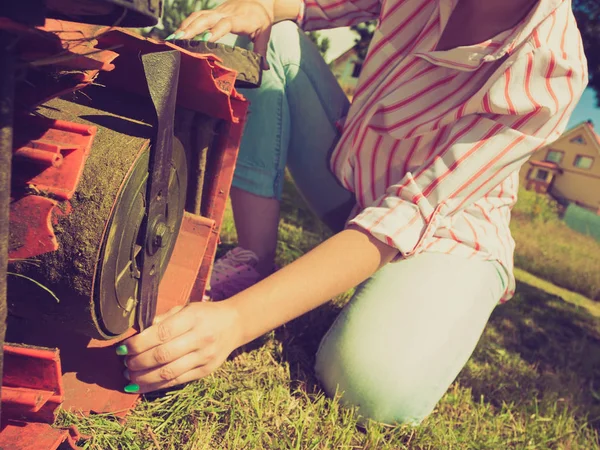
[271,0,302,23]
[228,225,398,346]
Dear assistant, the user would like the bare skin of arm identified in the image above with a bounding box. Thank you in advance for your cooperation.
[230,226,397,345]
[123,226,397,393]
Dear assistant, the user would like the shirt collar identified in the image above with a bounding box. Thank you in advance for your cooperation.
[418,0,566,71]
[490,0,565,59]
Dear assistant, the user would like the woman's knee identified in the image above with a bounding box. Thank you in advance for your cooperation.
[312,256,504,426]
[314,326,439,426]
[268,21,304,62]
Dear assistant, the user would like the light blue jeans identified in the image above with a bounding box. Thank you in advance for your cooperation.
[223,22,505,425]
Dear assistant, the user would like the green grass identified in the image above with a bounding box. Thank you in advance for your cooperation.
[514,268,600,319]
[58,179,600,449]
[510,188,600,301]
[511,212,600,302]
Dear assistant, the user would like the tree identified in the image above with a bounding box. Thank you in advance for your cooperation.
[350,21,377,62]
[306,31,331,58]
[351,4,600,103]
[144,0,214,39]
[573,0,600,104]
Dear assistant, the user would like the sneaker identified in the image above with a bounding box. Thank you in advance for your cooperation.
[207,247,262,300]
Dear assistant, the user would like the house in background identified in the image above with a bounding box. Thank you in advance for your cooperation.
[330,48,362,99]
[520,121,600,214]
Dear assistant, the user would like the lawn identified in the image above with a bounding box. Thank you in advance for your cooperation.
[60,180,600,449]
[510,189,600,301]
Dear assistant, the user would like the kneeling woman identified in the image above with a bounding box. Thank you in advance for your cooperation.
[119,0,586,425]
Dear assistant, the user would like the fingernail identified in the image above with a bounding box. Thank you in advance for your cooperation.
[201,32,212,42]
[165,33,175,41]
[173,31,185,40]
[123,358,128,368]
[124,384,139,393]
[115,344,128,356]
[123,369,130,380]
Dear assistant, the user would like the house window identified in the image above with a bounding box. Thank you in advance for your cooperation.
[570,135,587,145]
[352,62,363,78]
[545,150,564,163]
[535,169,549,181]
[574,155,594,170]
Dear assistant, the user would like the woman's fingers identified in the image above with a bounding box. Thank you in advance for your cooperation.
[178,10,210,33]
[206,16,234,42]
[178,11,225,39]
[122,306,197,355]
[133,363,219,394]
[165,1,273,72]
[152,305,185,325]
[125,330,203,371]
[127,347,216,386]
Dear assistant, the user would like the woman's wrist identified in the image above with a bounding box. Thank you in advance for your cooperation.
[221,297,248,350]
[271,0,303,24]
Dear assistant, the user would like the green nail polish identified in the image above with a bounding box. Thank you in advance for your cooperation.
[165,33,175,41]
[124,384,139,393]
[201,32,212,42]
[173,31,185,40]
[123,369,130,380]
[115,344,128,356]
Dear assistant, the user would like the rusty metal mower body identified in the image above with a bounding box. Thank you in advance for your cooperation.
[0,1,261,448]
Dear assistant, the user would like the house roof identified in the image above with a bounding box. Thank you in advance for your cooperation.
[331,47,358,65]
[584,121,600,148]
[557,121,600,155]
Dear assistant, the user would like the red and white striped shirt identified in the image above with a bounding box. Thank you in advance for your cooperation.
[299,0,587,301]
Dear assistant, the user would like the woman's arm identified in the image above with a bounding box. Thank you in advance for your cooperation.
[230,225,397,346]
[121,226,396,393]
[272,0,302,23]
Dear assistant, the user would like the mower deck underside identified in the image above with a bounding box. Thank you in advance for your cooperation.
[0,15,252,448]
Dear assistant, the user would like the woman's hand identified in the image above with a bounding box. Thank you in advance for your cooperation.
[119,301,242,394]
[167,0,276,68]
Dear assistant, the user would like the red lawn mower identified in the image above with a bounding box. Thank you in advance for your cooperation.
[0,1,260,447]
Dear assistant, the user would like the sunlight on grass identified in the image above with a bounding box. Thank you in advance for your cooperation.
[58,179,600,449]
[514,267,600,318]
[511,189,600,301]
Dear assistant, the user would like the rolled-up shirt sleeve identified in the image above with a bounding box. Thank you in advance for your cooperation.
[298,0,381,31]
[348,46,587,256]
